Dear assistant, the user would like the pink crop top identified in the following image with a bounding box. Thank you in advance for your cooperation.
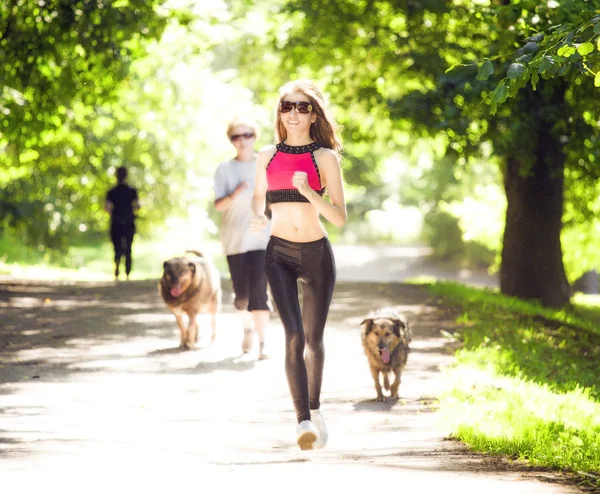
[266,141,325,203]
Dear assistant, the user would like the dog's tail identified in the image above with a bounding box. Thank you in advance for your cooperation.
[383,373,390,391]
[185,250,204,258]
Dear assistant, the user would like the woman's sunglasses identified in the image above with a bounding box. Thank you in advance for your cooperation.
[279,100,313,114]
[230,132,255,142]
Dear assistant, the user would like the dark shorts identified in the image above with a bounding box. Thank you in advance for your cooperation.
[226,250,270,312]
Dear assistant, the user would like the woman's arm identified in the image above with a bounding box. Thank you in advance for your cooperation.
[292,148,347,228]
[250,146,275,230]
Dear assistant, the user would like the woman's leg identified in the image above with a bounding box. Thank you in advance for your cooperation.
[301,239,336,410]
[265,244,310,424]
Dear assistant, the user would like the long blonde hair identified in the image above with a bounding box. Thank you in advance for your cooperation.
[275,80,342,155]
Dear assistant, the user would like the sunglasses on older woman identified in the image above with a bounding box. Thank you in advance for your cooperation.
[279,100,313,114]
[230,132,255,142]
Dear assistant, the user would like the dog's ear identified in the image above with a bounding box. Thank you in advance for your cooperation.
[392,318,405,338]
[361,318,374,335]
[188,262,196,274]
[163,261,169,271]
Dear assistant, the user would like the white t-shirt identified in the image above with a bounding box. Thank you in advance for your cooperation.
[213,158,271,256]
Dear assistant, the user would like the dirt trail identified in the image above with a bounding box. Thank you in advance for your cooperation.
[0,274,583,493]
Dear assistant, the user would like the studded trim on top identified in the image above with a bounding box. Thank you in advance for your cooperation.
[266,149,278,170]
[267,188,326,204]
[276,141,322,154]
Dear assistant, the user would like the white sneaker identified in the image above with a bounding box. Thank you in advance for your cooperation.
[295,420,319,450]
[241,328,253,353]
[311,410,328,449]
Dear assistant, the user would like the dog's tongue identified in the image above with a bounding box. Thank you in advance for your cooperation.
[170,285,182,297]
[381,347,390,364]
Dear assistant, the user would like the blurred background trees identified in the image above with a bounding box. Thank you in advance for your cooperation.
[0,0,168,249]
[1,0,599,307]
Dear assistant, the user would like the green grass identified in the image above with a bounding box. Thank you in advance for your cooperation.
[0,233,229,281]
[424,281,600,486]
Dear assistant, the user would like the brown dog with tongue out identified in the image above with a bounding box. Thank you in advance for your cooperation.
[360,309,411,402]
[159,250,222,349]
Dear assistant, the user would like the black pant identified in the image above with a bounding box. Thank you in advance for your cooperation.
[226,250,270,311]
[265,235,336,423]
[110,224,134,276]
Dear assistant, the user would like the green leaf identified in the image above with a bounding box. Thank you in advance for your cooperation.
[489,85,507,113]
[507,63,525,79]
[594,23,600,35]
[476,60,494,81]
[565,32,574,45]
[595,72,600,87]
[531,71,539,90]
[558,64,570,76]
[522,42,539,53]
[557,45,576,57]
[538,56,554,73]
[492,81,509,104]
[525,33,544,42]
[577,42,594,56]
[516,54,532,64]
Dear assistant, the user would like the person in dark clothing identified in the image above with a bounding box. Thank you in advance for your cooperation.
[104,167,139,279]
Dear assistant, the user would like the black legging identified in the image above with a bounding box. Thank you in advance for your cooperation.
[265,235,336,423]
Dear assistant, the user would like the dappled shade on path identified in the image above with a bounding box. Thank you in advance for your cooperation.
[0,278,581,493]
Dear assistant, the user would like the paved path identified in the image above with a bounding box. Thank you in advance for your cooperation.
[0,250,580,493]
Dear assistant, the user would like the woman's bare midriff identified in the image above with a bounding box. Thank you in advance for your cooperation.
[270,202,327,242]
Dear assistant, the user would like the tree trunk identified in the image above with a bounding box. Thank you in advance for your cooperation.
[500,105,571,308]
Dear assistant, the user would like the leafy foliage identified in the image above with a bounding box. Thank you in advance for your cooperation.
[469,4,600,112]
[0,0,170,248]
[0,0,168,148]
